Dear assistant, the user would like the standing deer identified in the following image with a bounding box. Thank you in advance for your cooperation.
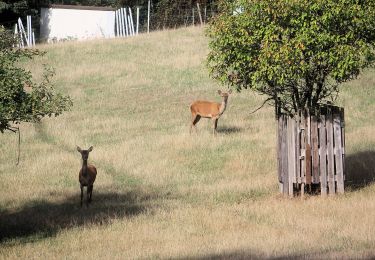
[190,89,232,135]
[77,146,97,207]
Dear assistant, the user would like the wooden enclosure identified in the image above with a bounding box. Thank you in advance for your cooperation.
[277,106,345,196]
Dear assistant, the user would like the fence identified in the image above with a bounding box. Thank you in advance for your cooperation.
[14,16,36,48]
[277,106,345,196]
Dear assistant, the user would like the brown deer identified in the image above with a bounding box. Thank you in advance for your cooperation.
[77,146,97,207]
[190,89,232,135]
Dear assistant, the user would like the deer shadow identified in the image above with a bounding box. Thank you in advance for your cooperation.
[216,126,242,134]
[345,150,375,190]
[0,189,159,243]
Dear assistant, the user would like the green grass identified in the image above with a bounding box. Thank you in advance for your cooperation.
[1,26,375,259]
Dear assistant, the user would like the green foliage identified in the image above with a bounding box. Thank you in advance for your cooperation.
[0,26,72,133]
[207,0,375,115]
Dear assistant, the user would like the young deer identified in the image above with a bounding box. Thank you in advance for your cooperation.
[190,89,232,135]
[77,146,97,207]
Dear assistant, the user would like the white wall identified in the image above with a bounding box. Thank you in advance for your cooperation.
[40,7,115,42]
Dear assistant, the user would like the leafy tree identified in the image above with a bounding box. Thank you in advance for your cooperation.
[0,26,72,133]
[207,0,375,116]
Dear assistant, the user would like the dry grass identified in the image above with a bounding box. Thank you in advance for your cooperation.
[1,26,375,259]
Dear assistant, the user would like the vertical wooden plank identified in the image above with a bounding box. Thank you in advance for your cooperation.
[277,115,283,193]
[333,108,344,193]
[288,117,295,196]
[341,108,345,182]
[319,114,327,196]
[147,0,151,34]
[311,116,319,184]
[295,116,300,184]
[300,114,306,187]
[326,109,335,194]
[305,113,312,185]
[282,115,289,195]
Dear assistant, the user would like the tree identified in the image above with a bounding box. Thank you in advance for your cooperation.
[0,26,72,133]
[207,0,375,116]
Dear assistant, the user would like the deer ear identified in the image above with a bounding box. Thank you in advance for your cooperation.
[228,89,232,94]
[217,90,222,95]
[88,146,93,152]
[77,146,82,153]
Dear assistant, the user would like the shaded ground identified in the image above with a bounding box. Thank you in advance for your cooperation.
[345,150,375,190]
[0,189,160,243]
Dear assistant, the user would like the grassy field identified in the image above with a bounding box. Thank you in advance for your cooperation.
[1,26,375,259]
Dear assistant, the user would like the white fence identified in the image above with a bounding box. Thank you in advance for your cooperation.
[14,16,35,48]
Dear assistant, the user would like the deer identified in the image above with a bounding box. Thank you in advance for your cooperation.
[77,146,97,207]
[190,89,232,135]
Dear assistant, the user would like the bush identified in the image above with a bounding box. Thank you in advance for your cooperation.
[0,26,72,133]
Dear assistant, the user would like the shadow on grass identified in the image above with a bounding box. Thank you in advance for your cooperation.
[177,250,318,260]
[217,126,242,134]
[345,150,375,190]
[0,189,157,243]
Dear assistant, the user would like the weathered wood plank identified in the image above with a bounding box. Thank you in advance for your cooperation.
[300,114,306,186]
[287,117,293,196]
[305,113,312,185]
[340,108,346,182]
[277,115,283,185]
[282,115,289,195]
[311,116,319,184]
[319,114,327,196]
[333,108,344,193]
[295,116,301,184]
[326,110,335,194]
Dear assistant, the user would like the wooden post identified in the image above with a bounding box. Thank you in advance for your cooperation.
[192,8,195,25]
[136,7,140,35]
[123,8,129,36]
[147,0,151,33]
[277,115,283,193]
[197,3,203,26]
[326,109,335,194]
[319,114,327,196]
[129,7,135,36]
[311,116,319,183]
[333,108,344,193]
[281,116,288,195]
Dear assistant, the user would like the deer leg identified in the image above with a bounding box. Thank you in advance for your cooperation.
[88,185,93,203]
[86,185,91,207]
[190,114,201,133]
[80,184,84,207]
[213,118,218,135]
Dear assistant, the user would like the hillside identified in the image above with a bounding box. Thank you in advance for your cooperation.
[1,26,375,258]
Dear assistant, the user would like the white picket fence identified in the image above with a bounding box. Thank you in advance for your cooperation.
[115,7,139,37]
[14,15,35,48]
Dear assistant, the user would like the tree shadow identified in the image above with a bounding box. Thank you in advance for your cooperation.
[176,250,324,260]
[217,126,242,134]
[345,150,375,190]
[0,189,159,243]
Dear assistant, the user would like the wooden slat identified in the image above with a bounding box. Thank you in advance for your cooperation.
[305,113,312,185]
[277,116,283,184]
[305,142,312,185]
[311,116,319,184]
[319,114,327,196]
[333,109,344,193]
[300,114,306,186]
[277,115,283,193]
[282,115,289,195]
[288,117,296,196]
[326,110,335,194]
[295,116,301,184]
[340,108,346,181]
